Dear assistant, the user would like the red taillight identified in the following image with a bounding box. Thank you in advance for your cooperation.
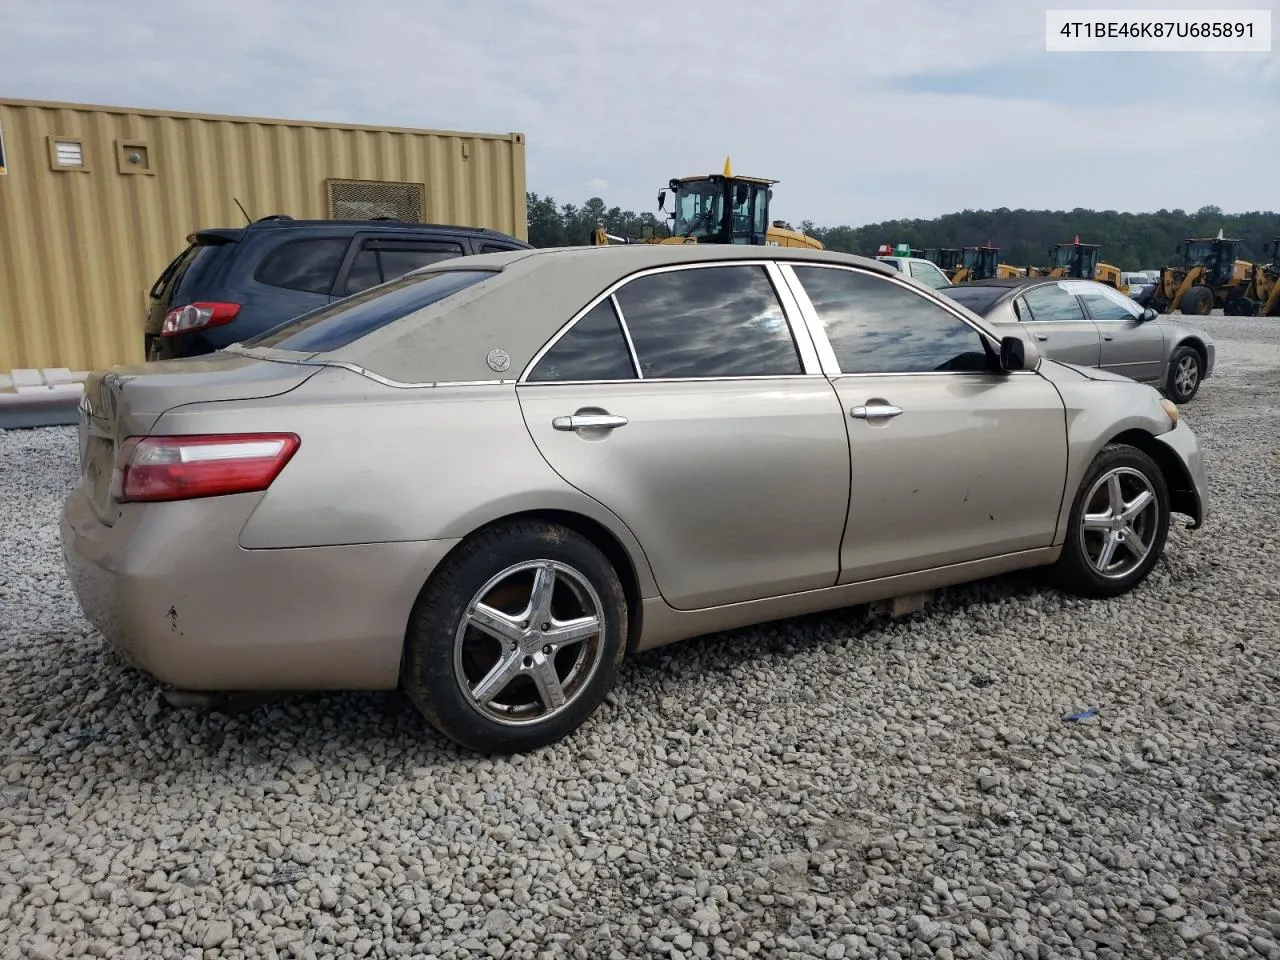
[115,433,300,502]
[160,301,241,336]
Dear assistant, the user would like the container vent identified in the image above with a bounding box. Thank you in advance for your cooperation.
[327,179,425,221]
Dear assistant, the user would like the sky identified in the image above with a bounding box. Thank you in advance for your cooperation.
[2,0,1277,228]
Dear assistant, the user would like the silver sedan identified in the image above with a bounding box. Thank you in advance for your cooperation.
[941,277,1215,402]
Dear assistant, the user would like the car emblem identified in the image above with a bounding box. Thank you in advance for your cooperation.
[486,349,511,373]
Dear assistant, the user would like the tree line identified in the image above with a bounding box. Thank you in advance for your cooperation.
[526,193,1280,270]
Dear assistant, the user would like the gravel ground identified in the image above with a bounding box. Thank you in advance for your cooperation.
[3,317,1280,960]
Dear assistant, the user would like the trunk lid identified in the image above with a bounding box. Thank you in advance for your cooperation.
[78,354,320,524]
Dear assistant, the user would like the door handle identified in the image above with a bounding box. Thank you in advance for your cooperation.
[552,414,629,431]
[850,403,903,420]
[1035,334,1049,341]
[1103,335,1114,341]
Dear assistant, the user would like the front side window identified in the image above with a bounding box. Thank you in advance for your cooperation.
[1078,286,1142,322]
[613,265,802,378]
[244,269,496,353]
[1018,283,1087,322]
[527,299,637,382]
[791,266,990,375]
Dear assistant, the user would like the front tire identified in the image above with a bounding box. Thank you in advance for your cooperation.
[1180,285,1214,316]
[402,521,628,754]
[1051,444,1170,599]
[1165,344,1203,402]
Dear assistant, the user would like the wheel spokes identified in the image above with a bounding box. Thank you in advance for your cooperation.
[453,558,607,726]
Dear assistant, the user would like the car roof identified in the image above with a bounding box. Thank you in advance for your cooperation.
[314,244,903,383]
[193,217,530,245]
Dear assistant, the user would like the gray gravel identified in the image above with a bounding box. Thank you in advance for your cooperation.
[4,316,1280,960]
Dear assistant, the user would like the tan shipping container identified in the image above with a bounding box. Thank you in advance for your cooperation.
[0,98,528,372]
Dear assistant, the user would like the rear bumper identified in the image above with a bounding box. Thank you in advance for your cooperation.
[59,485,460,692]
[1203,342,1216,379]
[1153,420,1209,529]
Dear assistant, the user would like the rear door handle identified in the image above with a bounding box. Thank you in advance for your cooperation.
[552,414,629,431]
[1035,334,1049,341]
[850,403,903,420]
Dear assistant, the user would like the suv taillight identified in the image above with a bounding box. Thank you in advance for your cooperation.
[160,301,241,336]
[114,434,300,502]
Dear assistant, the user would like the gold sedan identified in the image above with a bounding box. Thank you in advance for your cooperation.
[61,245,1208,754]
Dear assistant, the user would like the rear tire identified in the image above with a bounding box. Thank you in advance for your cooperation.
[1051,444,1170,599]
[1180,285,1214,316]
[402,521,628,755]
[1165,344,1203,402]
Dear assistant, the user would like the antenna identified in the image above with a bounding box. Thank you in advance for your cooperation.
[233,197,251,225]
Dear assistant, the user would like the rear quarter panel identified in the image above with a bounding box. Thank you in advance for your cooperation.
[147,366,661,596]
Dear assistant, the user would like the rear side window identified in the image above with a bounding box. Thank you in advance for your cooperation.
[527,299,637,382]
[909,260,951,289]
[481,243,518,253]
[255,237,350,294]
[612,265,802,378]
[244,269,496,353]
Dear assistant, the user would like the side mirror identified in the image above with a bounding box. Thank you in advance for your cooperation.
[999,335,1028,371]
[657,190,666,211]
[1141,307,1158,322]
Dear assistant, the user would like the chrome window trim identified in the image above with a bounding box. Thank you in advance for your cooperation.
[609,293,644,376]
[518,259,823,385]
[775,261,1033,378]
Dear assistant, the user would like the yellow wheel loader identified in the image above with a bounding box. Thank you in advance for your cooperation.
[1148,230,1255,315]
[590,158,822,249]
[1234,238,1280,317]
[1032,238,1130,294]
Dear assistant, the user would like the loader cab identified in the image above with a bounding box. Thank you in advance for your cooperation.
[660,173,775,245]
[963,245,1000,281]
[1048,241,1100,280]
[936,248,963,273]
[1181,236,1240,287]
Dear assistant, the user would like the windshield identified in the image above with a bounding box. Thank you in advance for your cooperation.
[1185,240,1214,264]
[671,180,723,239]
[1049,246,1076,269]
[242,269,497,352]
[939,285,1007,315]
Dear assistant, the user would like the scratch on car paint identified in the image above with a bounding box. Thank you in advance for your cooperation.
[167,605,179,633]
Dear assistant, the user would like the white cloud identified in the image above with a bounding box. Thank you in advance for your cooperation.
[1,0,1275,225]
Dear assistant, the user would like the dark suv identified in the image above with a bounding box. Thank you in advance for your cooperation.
[146,215,532,359]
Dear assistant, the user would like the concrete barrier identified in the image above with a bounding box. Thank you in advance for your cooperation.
[0,368,89,430]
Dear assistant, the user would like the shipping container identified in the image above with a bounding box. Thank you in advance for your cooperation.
[0,98,528,372]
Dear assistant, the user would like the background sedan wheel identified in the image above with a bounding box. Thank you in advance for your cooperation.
[1052,443,1170,598]
[1165,345,1202,402]
[403,521,627,754]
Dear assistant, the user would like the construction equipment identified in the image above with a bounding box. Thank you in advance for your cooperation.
[1148,229,1254,315]
[1234,238,1280,317]
[1027,237,1129,294]
[590,157,822,249]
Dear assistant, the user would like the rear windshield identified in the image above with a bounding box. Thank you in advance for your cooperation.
[150,241,232,304]
[938,285,1007,315]
[243,268,497,352]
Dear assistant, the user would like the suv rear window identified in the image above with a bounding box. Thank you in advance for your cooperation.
[150,241,232,304]
[244,269,497,353]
